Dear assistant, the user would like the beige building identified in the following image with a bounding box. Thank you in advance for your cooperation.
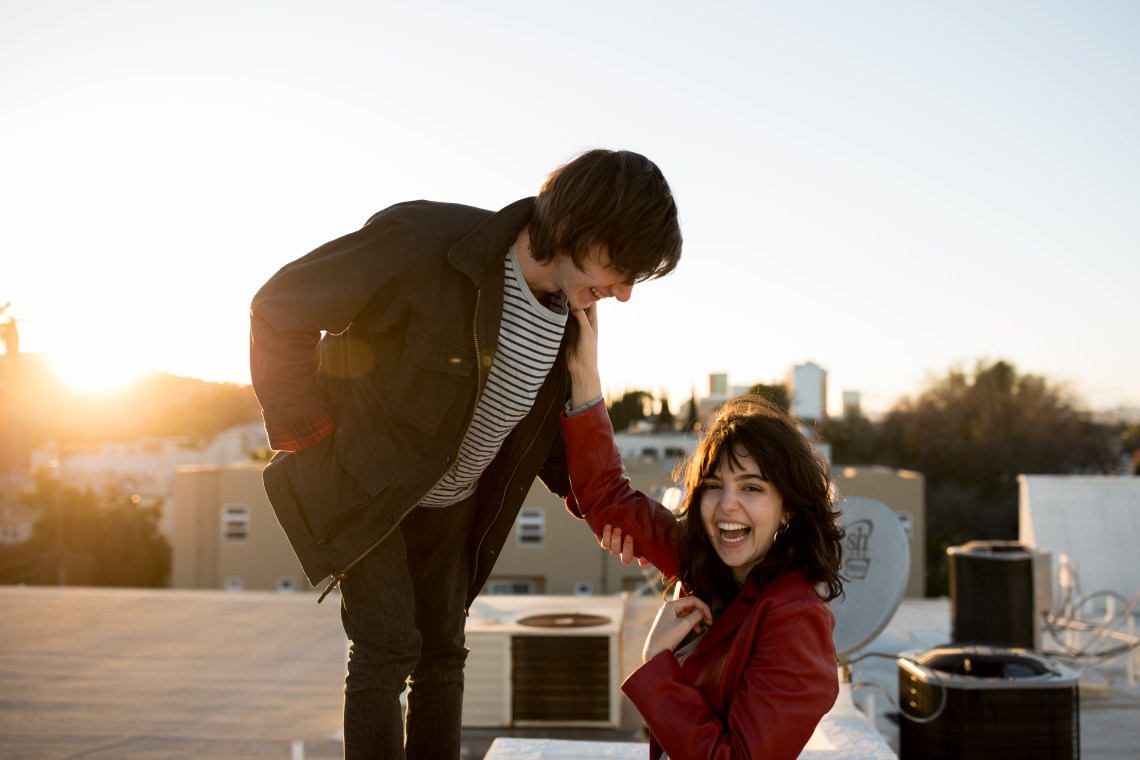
[487,459,680,597]
[169,461,657,597]
[171,455,925,599]
[171,461,309,593]
[833,465,926,599]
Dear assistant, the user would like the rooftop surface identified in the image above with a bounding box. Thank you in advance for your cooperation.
[1,586,1137,759]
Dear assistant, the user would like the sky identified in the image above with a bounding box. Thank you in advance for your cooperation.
[2,1,1138,416]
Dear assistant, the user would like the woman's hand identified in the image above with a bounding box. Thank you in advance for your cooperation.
[567,304,603,408]
[643,595,714,663]
[601,524,650,567]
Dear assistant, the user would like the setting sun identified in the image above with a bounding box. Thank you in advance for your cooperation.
[46,345,154,394]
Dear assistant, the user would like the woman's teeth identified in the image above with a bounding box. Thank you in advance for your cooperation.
[590,287,603,300]
[717,522,751,544]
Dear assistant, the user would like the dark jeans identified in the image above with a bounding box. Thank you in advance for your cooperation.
[339,495,476,760]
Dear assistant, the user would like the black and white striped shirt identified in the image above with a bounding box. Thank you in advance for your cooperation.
[419,245,567,507]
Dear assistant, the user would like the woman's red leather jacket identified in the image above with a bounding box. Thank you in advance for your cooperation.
[562,403,839,760]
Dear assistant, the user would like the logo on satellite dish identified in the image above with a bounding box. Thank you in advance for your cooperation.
[843,518,873,580]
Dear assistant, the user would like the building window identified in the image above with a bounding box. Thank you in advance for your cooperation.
[224,576,244,592]
[487,579,536,595]
[572,581,594,596]
[277,577,296,594]
[516,508,544,547]
[221,504,250,543]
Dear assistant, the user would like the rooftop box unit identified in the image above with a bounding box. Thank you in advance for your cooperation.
[948,540,1052,650]
[462,595,623,728]
[898,645,1079,760]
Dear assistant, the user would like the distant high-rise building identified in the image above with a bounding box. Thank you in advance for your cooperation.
[842,390,862,418]
[787,362,827,423]
[708,372,728,399]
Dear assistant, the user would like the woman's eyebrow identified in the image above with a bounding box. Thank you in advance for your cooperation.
[735,472,770,483]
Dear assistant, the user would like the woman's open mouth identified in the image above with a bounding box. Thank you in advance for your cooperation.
[717,522,751,545]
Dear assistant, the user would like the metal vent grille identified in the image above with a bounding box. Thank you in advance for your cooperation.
[948,541,1046,649]
[511,635,610,722]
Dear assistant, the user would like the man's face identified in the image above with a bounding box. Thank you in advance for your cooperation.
[554,247,635,310]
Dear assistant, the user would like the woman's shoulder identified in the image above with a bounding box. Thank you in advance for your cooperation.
[744,573,837,647]
[748,571,829,609]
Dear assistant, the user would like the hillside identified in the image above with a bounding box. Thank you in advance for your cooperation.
[0,352,262,467]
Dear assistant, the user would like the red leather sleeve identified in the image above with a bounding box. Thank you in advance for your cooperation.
[560,403,682,581]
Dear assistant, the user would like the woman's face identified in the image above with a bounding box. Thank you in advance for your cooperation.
[698,446,788,585]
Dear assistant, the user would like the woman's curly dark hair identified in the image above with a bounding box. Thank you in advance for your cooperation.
[673,394,845,607]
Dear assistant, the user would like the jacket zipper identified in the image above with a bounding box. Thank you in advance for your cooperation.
[317,290,485,604]
[465,380,560,615]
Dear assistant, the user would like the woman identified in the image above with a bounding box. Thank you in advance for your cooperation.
[562,304,845,760]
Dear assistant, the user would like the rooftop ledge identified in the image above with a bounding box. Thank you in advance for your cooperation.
[482,683,895,759]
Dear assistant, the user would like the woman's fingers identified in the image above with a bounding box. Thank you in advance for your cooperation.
[571,304,590,329]
[665,596,714,630]
[578,302,597,327]
[643,594,713,662]
[570,303,598,340]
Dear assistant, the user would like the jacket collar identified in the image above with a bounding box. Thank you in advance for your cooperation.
[448,197,535,287]
[687,572,807,659]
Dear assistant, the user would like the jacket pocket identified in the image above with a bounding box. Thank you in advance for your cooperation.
[389,320,474,435]
[275,435,388,545]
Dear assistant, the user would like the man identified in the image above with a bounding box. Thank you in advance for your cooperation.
[249,148,682,759]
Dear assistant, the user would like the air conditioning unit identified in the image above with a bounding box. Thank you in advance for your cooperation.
[897,645,1079,760]
[463,595,624,728]
[947,540,1053,650]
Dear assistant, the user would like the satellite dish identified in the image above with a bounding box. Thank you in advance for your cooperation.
[829,496,910,661]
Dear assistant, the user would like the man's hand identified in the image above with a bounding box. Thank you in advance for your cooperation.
[601,524,650,567]
[643,595,713,663]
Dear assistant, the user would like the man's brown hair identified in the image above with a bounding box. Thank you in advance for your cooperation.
[529,149,682,283]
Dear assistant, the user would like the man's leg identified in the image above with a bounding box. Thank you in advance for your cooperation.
[400,496,477,760]
[339,526,420,760]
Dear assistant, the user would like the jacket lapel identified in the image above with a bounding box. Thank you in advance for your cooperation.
[445,196,534,374]
[448,197,535,288]
[684,580,762,664]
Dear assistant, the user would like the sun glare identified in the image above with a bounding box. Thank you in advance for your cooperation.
[47,347,153,394]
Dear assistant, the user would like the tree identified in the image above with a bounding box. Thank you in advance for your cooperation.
[607,390,654,432]
[816,412,883,465]
[874,359,1117,595]
[657,396,676,431]
[0,473,171,587]
[684,390,700,431]
[1123,422,1140,474]
[747,382,790,414]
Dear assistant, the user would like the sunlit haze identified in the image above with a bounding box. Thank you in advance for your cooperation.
[3,2,1138,413]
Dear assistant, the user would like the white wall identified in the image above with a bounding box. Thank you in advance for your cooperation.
[1018,475,1140,601]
